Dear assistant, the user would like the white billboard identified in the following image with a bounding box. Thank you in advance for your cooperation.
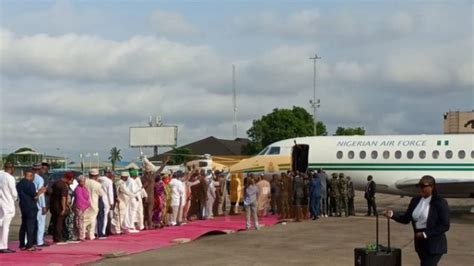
[129,126,178,147]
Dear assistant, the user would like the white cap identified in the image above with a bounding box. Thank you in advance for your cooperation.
[89,168,99,175]
[120,171,130,177]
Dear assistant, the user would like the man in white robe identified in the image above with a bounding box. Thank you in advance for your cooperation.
[168,176,185,226]
[125,173,141,233]
[83,169,103,240]
[0,162,17,253]
[110,172,140,234]
[98,174,114,237]
[130,170,147,230]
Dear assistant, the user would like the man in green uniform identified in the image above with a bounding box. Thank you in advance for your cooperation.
[337,173,348,217]
[329,173,339,216]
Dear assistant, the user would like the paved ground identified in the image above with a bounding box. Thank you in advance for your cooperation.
[7,192,474,265]
[88,192,474,266]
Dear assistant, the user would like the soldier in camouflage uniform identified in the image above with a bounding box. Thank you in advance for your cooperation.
[337,173,348,217]
[328,173,339,216]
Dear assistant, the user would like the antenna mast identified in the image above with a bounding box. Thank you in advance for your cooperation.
[232,64,237,139]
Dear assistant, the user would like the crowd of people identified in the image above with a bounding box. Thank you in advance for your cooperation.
[0,156,234,252]
[0,158,378,253]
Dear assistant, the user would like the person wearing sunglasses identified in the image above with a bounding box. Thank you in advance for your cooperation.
[384,175,450,266]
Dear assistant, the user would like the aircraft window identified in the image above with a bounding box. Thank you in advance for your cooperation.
[458,150,465,159]
[371,151,378,159]
[268,147,281,155]
[471,150,474,159]
[419,150,426,159]
[336,151,343,159]
[359,151,366,159]
[383,150,390,159]
[445,150,453,159]
[407,150,414,159]
[348,151,355,159]
[258,147,269,156]
[432,150,439,159]
[395,150,402,159]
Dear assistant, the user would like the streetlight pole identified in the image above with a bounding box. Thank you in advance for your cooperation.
[309,54,321,136]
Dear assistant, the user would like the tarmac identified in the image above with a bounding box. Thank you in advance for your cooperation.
[8,192,474,266]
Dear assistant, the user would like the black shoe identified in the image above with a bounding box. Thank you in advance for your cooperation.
[0,249,16,253]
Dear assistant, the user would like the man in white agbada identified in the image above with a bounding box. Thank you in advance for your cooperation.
[125,171,142,233]
[98,173,114,237]
[168,174,185,226]
[129,169,147,230]
[204,172,219,219]
[0,162,18,253]
[83,169,103,240]
[110,172,140,234]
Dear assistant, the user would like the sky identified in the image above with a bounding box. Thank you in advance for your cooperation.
[0,0,472,162]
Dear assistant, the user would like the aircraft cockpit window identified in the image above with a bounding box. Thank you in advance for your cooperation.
[348,151,355,159]
[432,150,440,159]
[336,151,343,159]
[458,150,465,159]
[268,147,281,155]
[445,150,453,159]
[359,151,366,159]
[258,147,269,156]
[407,150,414,159]
[419,150,426,159]
[371,151,378,159]
[395,150,402,159]
[383,151,390,159]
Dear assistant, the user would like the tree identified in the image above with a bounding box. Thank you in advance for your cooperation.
[243,106,327,155]
[108,147,123,171]
[334,127,366,136]
[167,147,194,165]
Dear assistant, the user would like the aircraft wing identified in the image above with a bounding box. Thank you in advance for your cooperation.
[395,178,474,198]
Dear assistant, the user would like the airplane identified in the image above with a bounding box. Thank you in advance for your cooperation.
[229,134,474,201]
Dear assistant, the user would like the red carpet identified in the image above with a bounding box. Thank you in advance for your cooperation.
[2,215,279,266]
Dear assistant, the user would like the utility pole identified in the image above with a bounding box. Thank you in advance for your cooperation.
[232,65,238,139]
[309,54,321,136]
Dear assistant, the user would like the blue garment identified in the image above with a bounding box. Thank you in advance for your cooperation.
[309,176,322,218]
[33,174,46,209]
[16,179,38,217]
[309,176,321,197]
[33,174,46,245]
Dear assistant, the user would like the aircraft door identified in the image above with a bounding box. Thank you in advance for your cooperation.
[292,144,310,173]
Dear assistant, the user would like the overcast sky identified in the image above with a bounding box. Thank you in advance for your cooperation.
[0,0,472,162]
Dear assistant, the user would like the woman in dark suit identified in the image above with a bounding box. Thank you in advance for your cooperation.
[384,175,450,266]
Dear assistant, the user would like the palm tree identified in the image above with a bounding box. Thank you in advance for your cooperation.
[108,147,123,171]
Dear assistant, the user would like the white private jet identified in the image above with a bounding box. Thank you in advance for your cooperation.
[230,134,474,199]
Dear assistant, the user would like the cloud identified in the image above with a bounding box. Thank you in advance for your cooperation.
[1,2,472,160]
[149,10,200,37]
[0,28,224,85]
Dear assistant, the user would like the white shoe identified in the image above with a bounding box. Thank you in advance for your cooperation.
[128,229,139,233]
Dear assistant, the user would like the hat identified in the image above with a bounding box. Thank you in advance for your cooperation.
[129,169,139,177]
[64,171,75,180]
[89,168,99,176]
[104,167,112,173]
[120,171,130,177]
[32,163,41,170]
[339,173,344,177]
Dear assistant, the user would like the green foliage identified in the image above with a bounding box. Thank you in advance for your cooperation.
[108,147,123,171]
[334,127,366,136]
[243,106,327,155]
[168,147,194,165]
